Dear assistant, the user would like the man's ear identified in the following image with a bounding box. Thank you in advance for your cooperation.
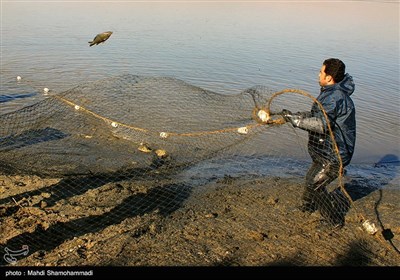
[326,75,334,84]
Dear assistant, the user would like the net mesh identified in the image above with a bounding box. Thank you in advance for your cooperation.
[1,74,399,266]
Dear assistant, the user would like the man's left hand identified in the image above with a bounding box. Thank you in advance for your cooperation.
[281,109,302,127]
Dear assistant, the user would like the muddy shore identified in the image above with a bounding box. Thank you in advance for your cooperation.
[0,172,399,267]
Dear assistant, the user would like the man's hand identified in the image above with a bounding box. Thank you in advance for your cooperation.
[281,109,324,133]
[281,109,302,127]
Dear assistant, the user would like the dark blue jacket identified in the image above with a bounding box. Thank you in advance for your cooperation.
[308,74,356,166]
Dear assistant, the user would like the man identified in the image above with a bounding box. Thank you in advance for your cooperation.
[282,58,356,228]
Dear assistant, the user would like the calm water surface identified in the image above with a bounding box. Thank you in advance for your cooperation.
[1,1,399,168]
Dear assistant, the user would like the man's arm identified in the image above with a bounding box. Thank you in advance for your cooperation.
[281,109,324,134]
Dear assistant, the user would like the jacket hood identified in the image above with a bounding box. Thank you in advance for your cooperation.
[338,73,355,96]
[322,73,355,96]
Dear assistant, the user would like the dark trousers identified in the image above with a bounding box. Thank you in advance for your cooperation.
[303,161,349,226]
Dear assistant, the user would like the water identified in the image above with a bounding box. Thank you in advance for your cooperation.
[1,1,399,170]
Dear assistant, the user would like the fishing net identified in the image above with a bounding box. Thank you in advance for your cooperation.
[0,74,399,266]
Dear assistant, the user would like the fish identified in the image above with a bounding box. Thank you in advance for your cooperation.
[88,31,113,47]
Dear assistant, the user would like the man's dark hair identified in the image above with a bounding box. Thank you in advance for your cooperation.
[323,58,346,83]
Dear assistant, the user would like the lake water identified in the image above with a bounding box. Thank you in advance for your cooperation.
[1,1,399,169]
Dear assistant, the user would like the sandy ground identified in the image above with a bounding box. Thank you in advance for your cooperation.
[0,173,399,267]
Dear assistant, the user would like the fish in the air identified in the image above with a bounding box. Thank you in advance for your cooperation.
[88,31,113,47]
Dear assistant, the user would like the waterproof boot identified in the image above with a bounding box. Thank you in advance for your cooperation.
[318,190,348,228]
[300,184,318,213]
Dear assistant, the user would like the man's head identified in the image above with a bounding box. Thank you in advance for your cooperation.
[319,58,346,87]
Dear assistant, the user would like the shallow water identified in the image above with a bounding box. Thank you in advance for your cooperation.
[179,155,400,196]
[1,1,399,169]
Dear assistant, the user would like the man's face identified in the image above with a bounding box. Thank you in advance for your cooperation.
[319,65,331,87]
